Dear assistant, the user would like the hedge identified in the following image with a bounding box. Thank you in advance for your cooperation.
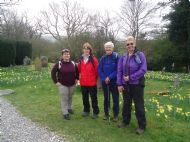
[0,40,16,67]
[0,39,32,67]
[15,41,32,65]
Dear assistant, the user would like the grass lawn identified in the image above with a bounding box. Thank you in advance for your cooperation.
[1,66,190,142]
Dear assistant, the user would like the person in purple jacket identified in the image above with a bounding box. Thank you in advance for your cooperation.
[117,36,147,135]
[51,49,79,120]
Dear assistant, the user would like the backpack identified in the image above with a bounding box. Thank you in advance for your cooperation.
[79,55,95,68]
[101,52,119,73]
[57,60,77,80]
[134,50,145,87]
[134,51,141,64]
[125,50,145,87]
[58,60,75,70]
[101,52,118,63]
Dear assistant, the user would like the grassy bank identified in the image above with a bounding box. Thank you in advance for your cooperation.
[1,66,190,142]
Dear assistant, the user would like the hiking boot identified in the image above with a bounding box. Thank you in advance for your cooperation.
[136,128,145,135]
[92,114,98,119]
[68,109,74,114]
[118,122,127,128]
[103,115,109,120]
[82,112,89,117]
[63,114,70,120]
[113,116,118,122]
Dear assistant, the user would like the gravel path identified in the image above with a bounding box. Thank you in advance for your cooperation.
[0,97,67,142]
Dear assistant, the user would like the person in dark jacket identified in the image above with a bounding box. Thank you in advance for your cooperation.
[117,36,147,135]
[51,49,79,120]
[78,42,99,119]
[98,41,119,122]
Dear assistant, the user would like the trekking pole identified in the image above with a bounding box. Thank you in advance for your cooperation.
[107,84,110,125]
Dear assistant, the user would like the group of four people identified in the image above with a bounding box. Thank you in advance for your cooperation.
[51,36,147,134]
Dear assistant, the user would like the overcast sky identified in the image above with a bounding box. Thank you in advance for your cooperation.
[15,0,169,18]
[16,0,122,17]
[12,0,170,39]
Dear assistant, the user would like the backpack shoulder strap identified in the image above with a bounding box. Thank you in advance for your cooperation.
[113,52,118,58]
[58,60,62,70]
[101,55,106,62]
[134,51,142,64]
[58,60,75,69]
[71,61,77,73]
[112,52,119,60]
[89,55,95,68]
[71,61,75,66]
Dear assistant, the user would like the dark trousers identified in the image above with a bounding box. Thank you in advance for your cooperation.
[122,84,146,129]
[81,86,99,115]
[102,81,119,117]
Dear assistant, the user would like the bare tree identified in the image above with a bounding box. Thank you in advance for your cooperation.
[0,9,41,40]
[38,0,92,41]
[96,11,120,41]
[0,0,20,31]
[0,0,19,7]
[119,0,160,41]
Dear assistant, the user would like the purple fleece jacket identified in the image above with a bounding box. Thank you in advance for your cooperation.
[117,51,147,86]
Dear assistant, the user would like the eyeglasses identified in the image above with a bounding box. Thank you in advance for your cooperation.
[62,49,70,55]
[126,43,134,46]
[62,49,70,52]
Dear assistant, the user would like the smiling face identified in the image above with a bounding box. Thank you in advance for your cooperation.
[62,52,70,62]
[82,42,92,56]
[125,36,136,54]
[104,41,114,55]
[105,45,113,55]
[83,47,91,55]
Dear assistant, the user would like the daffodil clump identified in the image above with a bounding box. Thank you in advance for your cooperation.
[146,93,190,122]
[0,65,51,87]
[146,71,190,83]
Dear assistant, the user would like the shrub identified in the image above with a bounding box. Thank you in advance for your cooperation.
[34,57,42,71]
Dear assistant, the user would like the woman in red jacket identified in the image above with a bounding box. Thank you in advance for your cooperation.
[78,42,99,119]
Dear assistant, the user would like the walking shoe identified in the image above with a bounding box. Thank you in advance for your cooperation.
[103,115,109,120]
[68,109,74,114]
[82,112,89,117]
[113,116,118,122]
[92,114,98,119]
[63,114,70,120]
[136,128,145,135]
[118,122,127,128]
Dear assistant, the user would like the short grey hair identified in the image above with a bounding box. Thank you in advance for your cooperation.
[104,41,114,48]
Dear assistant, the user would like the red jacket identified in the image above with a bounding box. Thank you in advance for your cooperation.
[78,56,98,86]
